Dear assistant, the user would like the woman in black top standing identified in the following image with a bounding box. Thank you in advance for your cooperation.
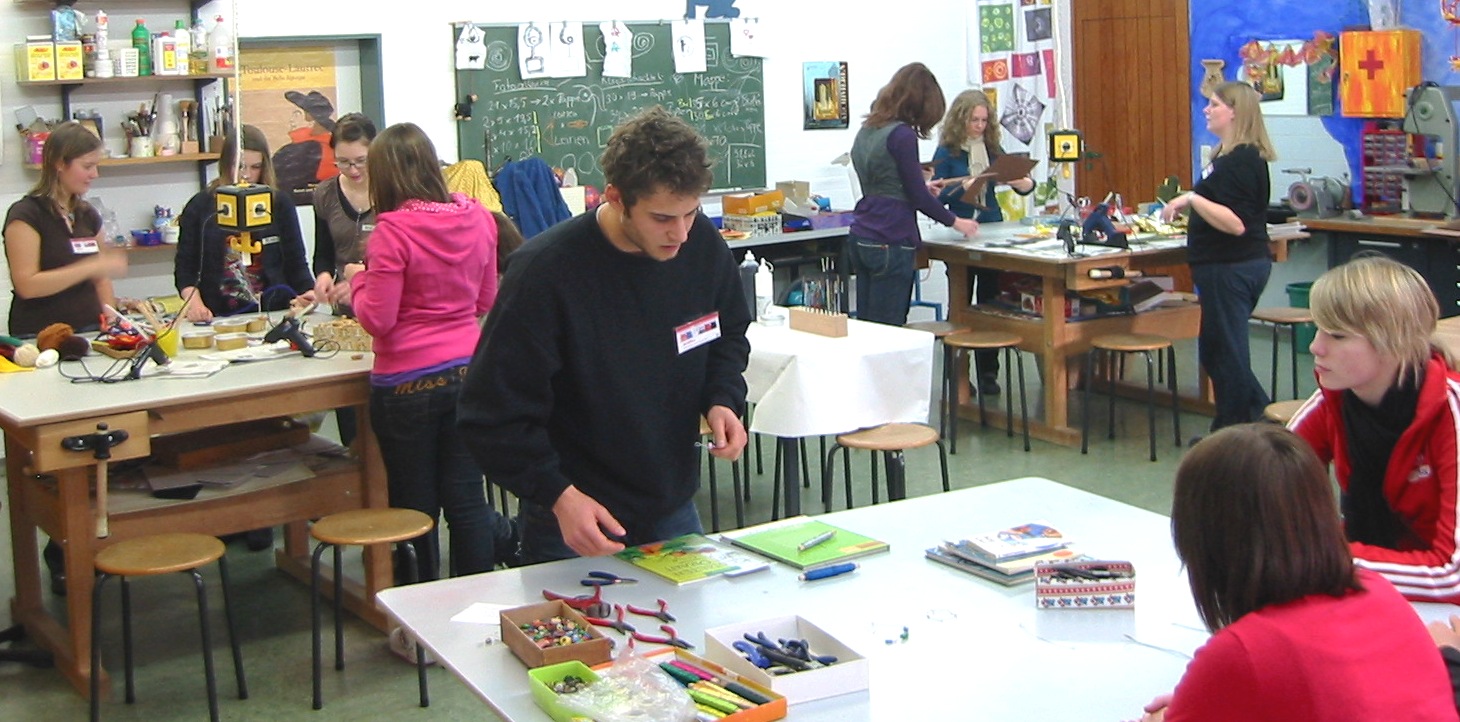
[1162,81,1276,432]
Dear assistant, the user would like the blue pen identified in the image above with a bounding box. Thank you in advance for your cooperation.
[799,562,858,581]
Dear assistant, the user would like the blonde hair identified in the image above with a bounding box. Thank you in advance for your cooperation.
[937,89,1003,154]
[211,125,277,190]
[1309,254,1450,386]
[1210,81,1276,161]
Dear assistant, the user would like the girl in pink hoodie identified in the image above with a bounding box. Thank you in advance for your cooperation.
[346,122,516,580]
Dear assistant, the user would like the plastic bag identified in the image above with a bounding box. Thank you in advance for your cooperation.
[557,643,696,722]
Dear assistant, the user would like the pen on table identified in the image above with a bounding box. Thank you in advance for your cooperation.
[799,562,858,582]
[797,530,836,553]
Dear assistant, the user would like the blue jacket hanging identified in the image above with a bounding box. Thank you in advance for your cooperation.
[495,157,572,238]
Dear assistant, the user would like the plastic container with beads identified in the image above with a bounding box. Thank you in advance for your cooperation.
[722,212,782,237]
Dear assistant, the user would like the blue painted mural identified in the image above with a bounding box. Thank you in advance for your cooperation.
[1187,0,1460,201]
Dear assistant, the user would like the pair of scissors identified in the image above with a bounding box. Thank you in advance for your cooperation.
[580,570,638,586]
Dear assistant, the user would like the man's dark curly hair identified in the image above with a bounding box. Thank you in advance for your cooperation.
[599,106,714,208]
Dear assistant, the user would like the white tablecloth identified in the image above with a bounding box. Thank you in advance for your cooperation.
[744,315,933,438]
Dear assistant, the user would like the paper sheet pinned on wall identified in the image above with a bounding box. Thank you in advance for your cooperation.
[671,18,707,74]
[600,20,632,78]
[517,21,549,79]
[455,23,486,70]
[546,22,586,78]
[729,18,769,58]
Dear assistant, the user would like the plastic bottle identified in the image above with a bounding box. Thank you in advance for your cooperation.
[189,17,208,75]
[209,14,233,71]
[93,11,113,79]
[739,251,758,318]
[131,18,151,76]
[755,258,774,318]
[153,31,177,76]
[172,20,190,76]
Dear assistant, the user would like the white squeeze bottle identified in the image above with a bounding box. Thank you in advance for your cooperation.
[755,258,774,318]
[209,14,233,71]
[173,20,190,75]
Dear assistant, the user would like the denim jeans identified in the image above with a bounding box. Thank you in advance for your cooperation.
[848,235,917,326]
[1191,257,1273,430]
[370,365,509,581]
[518,497,704,565]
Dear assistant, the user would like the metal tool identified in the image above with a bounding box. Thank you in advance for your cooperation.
[541,587,610,618]
[625,598,676,623]
[632,624,693,649]
[580,570,637,586]
[732,640,772,668]
[583,604,636,635]
[780,638,837,665]
[1402,84,1460,218]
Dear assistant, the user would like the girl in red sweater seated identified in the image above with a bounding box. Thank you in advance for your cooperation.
[1288,255,1460,603]
[1135,423,1456,722]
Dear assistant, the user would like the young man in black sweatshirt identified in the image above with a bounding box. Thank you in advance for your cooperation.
[459,107,751,564]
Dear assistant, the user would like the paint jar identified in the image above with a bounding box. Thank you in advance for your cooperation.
[212,319,247,335]
[213,333,248,351]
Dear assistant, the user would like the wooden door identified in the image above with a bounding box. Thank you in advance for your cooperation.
[1071,0,1191,203]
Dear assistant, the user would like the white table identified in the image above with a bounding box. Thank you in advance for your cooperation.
[378,478,1208,722]
[0,331,391,695]
[744,317,933,516]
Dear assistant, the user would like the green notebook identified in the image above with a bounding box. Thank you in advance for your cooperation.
[613,533,769,585]
[723,517,890,570]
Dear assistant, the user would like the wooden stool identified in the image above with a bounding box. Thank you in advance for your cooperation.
[942,331,1030,454]
[1081,333,1181,462]
[90,533,245,722]
[1250,306,1313,401]
[700,416,745,531]
[820,423,949,512]
[1263,399,1306,425]
[311,508,434,710]
[907,321,971,442]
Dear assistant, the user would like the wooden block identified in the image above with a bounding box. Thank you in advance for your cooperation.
[150,417,310,470]
[788,306,848,337]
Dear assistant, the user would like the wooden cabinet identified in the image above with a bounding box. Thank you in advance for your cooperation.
[1339,29,1421,118]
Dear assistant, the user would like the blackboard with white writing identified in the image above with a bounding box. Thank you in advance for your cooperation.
[454,22,765,191]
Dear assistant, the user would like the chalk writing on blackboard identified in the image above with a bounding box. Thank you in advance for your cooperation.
[455,23,766,191]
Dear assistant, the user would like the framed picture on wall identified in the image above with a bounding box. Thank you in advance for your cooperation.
[803,61,849,130]
[238,35,385,205]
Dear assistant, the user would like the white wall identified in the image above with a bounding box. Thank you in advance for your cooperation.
[0,0,1081,329]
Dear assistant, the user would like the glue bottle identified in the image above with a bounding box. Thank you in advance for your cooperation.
[739,251,758,318]
[755,258,774,318]
[209,14,234,71]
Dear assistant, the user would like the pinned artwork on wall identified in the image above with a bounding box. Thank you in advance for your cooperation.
[1240,33,1338,117]
[455,23,486,70]
[686,0,741,19]
[671,18,707,74]
[803,61,849,130]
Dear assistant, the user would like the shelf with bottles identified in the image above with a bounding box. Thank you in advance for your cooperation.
[23,152,220,171]
[16,70,234,88]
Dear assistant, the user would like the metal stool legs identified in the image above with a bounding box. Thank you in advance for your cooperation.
[313,540,427,710]
[1081,347,1180,461]
[819,439,950,512]
[90,560,244,722]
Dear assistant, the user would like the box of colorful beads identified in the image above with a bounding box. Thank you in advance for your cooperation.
[500,601,613,668]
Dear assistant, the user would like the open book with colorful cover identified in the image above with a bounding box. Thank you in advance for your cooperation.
[720,516,890,570]
[926,544,1088,586]
[613,534,769,585]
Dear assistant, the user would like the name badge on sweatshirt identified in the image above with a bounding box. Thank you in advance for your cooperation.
[675,312,721,355]
[70,238,99,255]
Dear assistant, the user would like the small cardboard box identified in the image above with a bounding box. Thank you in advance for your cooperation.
[17,39,55,82]
[1033,560,1136,609]
[775,180,811,205]
[723,189,785,216]
[55,41,83,80]
[500,601,613,669]
[704,615,868,705]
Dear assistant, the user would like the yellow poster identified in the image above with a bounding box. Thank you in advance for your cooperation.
[239,46,339,203]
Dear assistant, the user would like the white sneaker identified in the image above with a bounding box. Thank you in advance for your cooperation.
[388,626,436,666]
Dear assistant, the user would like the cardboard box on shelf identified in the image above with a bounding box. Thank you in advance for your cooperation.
[724,189,785,216]
[55,42,83,80]
[704,615,868,705]
[17,39,56,82]
[775,180,811,205]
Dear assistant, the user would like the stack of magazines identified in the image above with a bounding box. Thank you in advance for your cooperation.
[925,522,1086,586]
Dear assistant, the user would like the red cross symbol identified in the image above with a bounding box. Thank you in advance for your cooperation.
[1358,49,1385,80]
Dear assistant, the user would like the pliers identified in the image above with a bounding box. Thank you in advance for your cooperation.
[732,640,772,668]
[625,598,676,623]
[781,637,837,665]
[631,624,694,649]
[541,586,610,618]
[584,604,636,635]
[580,570,638,586]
